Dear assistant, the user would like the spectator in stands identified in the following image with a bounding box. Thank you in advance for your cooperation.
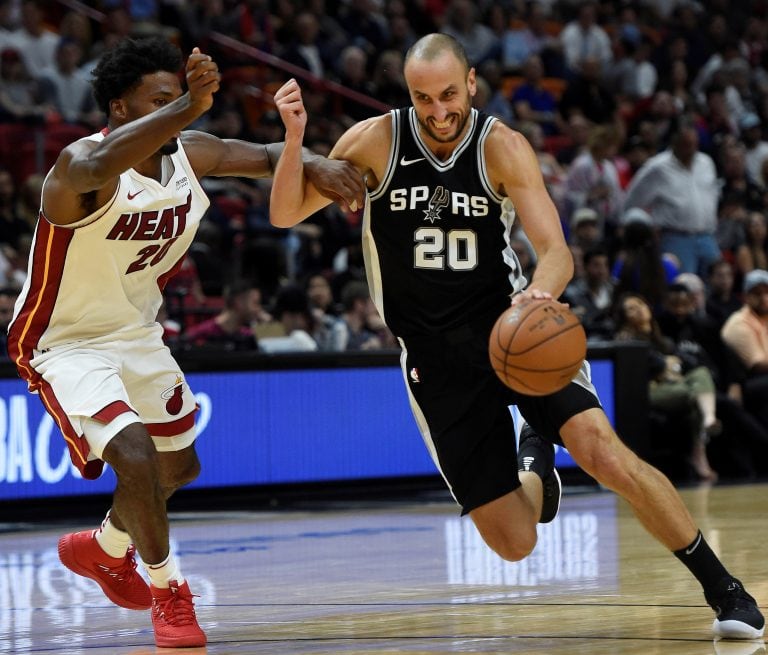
[11,0,57,78]
[562,247,614,340]
[58,10,95,64]
[335,45,377,126]
[258,284,318,353]
[0,168,27,249]
[559,1,612,76]
[614,134,652,189]
[474,59,514,125]
[624,115,721,277]
[697,83,738,157]
[558,56,617,125]
[612,208,678,314]
[721,269,768,430]
[499,2,561,75]
[717,142,764,212]
[339,280,383,351]
[280,12,331,80]
[674,272,708,316]
[177,0,237,59]
[740,113,768,186]
[659,59,695,113]
[734,211,768,277]
[306,0,349,65]
[657,281,768,480]
[0,46,50,123]
[306,272,346,351]
[183,281,263,351]
[614,292,719,481]
[440,0,497,67]
[15,172,42,230]
[564,124,624,239]
[0,285,15,357]
[337,0,389,62]
[659,283,731,391]
[371,49,410,109]
[0,0,16,54]
[39,38,102,129]
[5,230,29,289]
[715,192,748,265]
[567,207,602,252]
[556,113,591,166]
[386,11,417,57]
[606,33,658,102]
[510,54,559,135]
[706,260,742,329]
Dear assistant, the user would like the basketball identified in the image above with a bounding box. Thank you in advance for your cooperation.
[489,298,587,396]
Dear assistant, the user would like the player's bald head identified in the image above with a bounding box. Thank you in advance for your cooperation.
[404,33,470,75]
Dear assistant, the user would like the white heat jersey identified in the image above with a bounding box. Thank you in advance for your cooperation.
[8,131,209,389]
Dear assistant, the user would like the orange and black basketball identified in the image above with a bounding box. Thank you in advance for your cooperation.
[489,298,587,396]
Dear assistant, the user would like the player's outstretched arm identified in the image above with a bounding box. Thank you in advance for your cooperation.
[59,48,220,195]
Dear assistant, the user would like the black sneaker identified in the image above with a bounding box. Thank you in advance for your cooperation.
[517,424,562,523]
[706,578,765,640]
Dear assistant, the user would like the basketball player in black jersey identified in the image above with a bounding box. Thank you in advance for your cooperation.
[268,33,763,640]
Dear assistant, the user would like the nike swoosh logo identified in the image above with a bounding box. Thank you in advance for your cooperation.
[685,532,702,555]
[400,156,425,166]
[127,189,145,200]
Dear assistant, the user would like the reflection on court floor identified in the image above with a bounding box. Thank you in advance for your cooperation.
[0,485,765,654]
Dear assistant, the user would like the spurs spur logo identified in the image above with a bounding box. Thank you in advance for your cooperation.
[423,186,449,224]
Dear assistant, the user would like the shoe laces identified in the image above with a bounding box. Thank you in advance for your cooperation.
[97,545,139,582]
[154,583,198,626]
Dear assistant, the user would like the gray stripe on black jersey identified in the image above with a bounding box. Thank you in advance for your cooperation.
[477,117,505,203]
[370,109,400,201]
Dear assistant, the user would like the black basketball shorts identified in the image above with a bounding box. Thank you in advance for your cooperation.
[401,328,602,515]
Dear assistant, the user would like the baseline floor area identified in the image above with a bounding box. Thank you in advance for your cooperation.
[1,484,766,655]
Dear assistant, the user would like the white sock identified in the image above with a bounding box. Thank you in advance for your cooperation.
[145,553,185,589]
[94,512,131,559]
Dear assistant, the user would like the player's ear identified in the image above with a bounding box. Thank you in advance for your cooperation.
[467,67,477,97]
[110,98,127,120]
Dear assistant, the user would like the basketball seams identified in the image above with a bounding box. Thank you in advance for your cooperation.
[489,299,587,396]
[505,321,585,356]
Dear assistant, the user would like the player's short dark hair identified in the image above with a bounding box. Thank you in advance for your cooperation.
[91,36,183,115]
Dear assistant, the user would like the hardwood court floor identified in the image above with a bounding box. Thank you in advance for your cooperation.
[1,483,766,655]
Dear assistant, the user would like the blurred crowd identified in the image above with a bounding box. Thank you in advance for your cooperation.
[2,0,768,480]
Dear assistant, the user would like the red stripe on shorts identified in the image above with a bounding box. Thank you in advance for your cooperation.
[145,408,197,437]
[39,378,105,480]
[92,400,136,424]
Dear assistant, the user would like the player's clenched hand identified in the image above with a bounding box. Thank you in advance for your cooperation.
[305,158,366,214]
[274,78,307,140]
[186,47,220,113]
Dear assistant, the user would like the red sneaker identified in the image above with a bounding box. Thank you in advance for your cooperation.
[58,530,151,610]
[151,580,207,648]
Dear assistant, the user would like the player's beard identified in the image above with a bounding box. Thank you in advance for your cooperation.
[417,100,471,144]
[160,137,179,155]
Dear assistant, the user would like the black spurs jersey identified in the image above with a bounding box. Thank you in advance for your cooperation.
[364,107,526,337]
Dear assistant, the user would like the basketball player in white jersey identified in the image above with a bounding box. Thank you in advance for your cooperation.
[267,34,764,640]
[6,37,364,648]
